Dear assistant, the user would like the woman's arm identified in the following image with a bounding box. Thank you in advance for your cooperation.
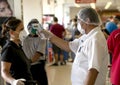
[1,61,15,84]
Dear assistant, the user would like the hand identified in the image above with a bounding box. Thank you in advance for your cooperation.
[40,30,54,39]
[12,78,26,85]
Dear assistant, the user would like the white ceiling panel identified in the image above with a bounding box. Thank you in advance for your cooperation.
[63,0,120,11]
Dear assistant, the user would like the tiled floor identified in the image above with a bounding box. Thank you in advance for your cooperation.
[0,62,112,85]
[46,62,111,85]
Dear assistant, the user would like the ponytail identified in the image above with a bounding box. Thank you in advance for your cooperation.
[1,17,16,38]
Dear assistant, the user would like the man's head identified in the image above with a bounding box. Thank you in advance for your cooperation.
[53,17,58,23]
[77,7,101,34]
[27,19,40,35]
[71,18,77,27]
[113,15,120,24]
[77,7,101,25]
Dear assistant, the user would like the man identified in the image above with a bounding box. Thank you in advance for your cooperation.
[41,7,109,85]
[107,29,120,85]
[105,15,120,34]
[22,19,48,85]
[50,17,66,66]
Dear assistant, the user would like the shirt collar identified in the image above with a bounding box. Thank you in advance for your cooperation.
[7,40,22,49]
[86,26,101,38]
[79,26,101,43]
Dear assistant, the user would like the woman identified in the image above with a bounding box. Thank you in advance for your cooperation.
[1,18,33,85]
[0,0,13,17]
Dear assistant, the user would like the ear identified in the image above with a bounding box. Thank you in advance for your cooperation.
[85,18,90,23]
[9,30,14,35]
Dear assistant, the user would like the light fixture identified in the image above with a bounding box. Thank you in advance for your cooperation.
[90,3,96,9]
[104,1,112,9]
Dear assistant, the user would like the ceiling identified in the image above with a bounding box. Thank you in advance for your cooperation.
[96,0,120,10]
[64,0,120,11]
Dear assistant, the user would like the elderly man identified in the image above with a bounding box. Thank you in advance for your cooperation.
[41,7,109,85]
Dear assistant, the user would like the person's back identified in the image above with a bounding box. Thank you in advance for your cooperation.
[107,29,120,85]
[50,23,65,38]
[50,17,65,39]
[50,17,66,66]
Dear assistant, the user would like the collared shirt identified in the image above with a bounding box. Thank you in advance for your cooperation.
[22,36,46,65]
[69,27,109,85]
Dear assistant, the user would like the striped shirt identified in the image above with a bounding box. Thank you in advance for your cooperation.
[22,35,46,65]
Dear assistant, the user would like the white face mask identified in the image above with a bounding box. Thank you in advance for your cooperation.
[71,21,75,26]
[19,31,25,42]
[77,23,85,34]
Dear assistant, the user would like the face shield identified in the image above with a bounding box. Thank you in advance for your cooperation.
[27,23,39,34]
[28,23,44,36]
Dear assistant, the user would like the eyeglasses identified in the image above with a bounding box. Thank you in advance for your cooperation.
[77,19,81,23]
[77,19,84,24]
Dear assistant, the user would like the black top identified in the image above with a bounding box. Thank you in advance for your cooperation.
[1,40,33,84]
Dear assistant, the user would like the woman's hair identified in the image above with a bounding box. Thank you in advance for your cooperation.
[2,18,22,37]
[0,0,8,3]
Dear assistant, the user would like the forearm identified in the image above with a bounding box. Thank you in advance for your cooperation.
[50,35,71,52]
[31,52,42,63]
[1,70,15,84]
[84,68,98,85]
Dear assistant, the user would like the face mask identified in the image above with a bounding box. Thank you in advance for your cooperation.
[77,23,85,34]
[28,26,37,35]
[19,31,24,41]
[71,21,75,26]
[31,28,37,34]
[11,31,23,41]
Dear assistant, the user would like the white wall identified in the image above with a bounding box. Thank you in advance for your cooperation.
[22,0,43,34]
[43,0,55,14]
[42,0,65,25]
[70,7,80,19]
[14,0,22,19]
[54,0,64,25]
[63,4,70,28]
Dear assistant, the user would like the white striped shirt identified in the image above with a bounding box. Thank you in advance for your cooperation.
[22,36,46,64]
